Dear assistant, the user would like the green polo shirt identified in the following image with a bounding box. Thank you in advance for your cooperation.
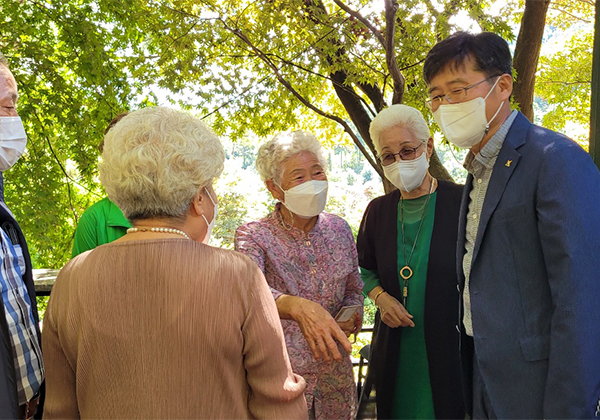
[71,197,131,258]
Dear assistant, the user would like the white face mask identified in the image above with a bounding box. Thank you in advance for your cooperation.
[0,116,28,171]
[279,180,328,218]
[201,188,218,244]
[432,76,504,149]
[383,151,429,192]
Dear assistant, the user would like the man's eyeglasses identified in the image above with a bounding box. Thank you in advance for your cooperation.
[378,144,423,166]
[425,75,501,111]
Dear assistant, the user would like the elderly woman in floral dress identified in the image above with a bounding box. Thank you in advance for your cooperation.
[235,130,363,420]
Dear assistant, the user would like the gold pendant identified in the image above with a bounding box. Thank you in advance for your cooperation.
[400,265,413,280]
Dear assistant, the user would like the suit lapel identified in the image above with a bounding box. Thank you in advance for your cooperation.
[471,113,530,265]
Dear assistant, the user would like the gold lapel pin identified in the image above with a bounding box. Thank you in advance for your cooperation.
[505,160,512,167]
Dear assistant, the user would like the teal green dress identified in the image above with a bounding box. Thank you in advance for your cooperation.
[362,192,437,419]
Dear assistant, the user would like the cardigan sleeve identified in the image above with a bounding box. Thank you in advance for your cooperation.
[356,199,377,271]
[41,275,80,419]
[242,264,308,419]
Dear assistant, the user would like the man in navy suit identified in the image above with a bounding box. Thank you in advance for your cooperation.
[423,31,600,419]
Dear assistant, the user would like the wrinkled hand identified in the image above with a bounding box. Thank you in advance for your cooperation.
[337,313,362,337]
[291,298,352,363]
[377,292,414,328]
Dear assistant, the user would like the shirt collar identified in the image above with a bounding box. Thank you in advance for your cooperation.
[464,110,518,174]
[106,199,131,228]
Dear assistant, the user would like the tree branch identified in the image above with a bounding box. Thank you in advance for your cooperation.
[384,0,405,104]
[513,0,551,121]
[220,19,382,177]
[539,79,591,85]
[332,0,386,48]
[265,52,378,116]
[29,109,79,224]
[548,4,591,23]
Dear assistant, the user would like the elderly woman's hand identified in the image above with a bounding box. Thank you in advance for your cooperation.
[277,295,352,363]
[377,292,415,328]
[337,313,361,337]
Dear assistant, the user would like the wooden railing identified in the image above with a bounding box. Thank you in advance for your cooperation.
[33,268,59,297]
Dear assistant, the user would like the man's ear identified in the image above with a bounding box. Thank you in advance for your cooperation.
[266,179,284,202]
[498,73,513,100]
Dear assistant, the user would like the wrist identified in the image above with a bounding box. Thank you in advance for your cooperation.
[374,289,385,306]
[278,295,305,321]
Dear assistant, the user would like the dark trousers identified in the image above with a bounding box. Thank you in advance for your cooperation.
[472,356,497,419]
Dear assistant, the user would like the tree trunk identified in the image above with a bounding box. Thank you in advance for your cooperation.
[513,0,551,122]
[429,149,452,181]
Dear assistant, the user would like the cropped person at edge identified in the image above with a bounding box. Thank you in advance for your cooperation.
[423,31,600,418]
[0,51,45,420]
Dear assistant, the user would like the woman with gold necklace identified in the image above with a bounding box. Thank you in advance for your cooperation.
[357,104,466,419]
[42,107,307,419]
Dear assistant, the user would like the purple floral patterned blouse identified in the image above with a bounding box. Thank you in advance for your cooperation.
[235,203,363,420]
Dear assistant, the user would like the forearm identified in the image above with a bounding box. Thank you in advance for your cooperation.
[275,294,305,321]
[244,270,308,419]
[367,286,385,305]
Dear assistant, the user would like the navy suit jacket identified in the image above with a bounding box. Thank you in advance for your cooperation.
[458,112,600,419]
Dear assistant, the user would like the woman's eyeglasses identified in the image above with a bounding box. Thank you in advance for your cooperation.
[378,144,423,166]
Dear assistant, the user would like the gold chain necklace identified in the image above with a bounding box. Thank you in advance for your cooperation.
[399,177,434,307]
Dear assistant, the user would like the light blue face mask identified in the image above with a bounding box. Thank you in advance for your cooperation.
[200,187,218,244]
[0,116,28,170]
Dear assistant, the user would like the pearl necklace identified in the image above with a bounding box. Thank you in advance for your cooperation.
[126,227,191,240]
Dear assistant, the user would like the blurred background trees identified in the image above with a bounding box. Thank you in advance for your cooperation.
[0,0,594,268]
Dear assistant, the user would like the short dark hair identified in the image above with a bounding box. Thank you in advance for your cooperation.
[423,31,512,85]
[0,52,9,69]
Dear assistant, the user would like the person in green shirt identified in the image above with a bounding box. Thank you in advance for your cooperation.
[71,196,131,257]
[357,104,465,420]
[71,113,130,258]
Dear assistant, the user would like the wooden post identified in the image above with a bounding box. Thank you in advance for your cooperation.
[590,0,600,168]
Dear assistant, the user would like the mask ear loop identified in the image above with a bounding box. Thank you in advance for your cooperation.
[204,187,217,206]
[445,140,464,168]
[478,76,505,158]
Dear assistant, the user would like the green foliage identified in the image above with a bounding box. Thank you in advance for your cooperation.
[0,0,593,268]
[1,0,143,267]
[36,296,49,322]
[502,0,594,147]
[537,29,593,147]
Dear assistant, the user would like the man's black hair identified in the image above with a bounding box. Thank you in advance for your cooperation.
[423,31,512,85]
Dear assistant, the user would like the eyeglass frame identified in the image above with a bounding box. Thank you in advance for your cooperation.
[378,143,423,166]
[425,74,502,111]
